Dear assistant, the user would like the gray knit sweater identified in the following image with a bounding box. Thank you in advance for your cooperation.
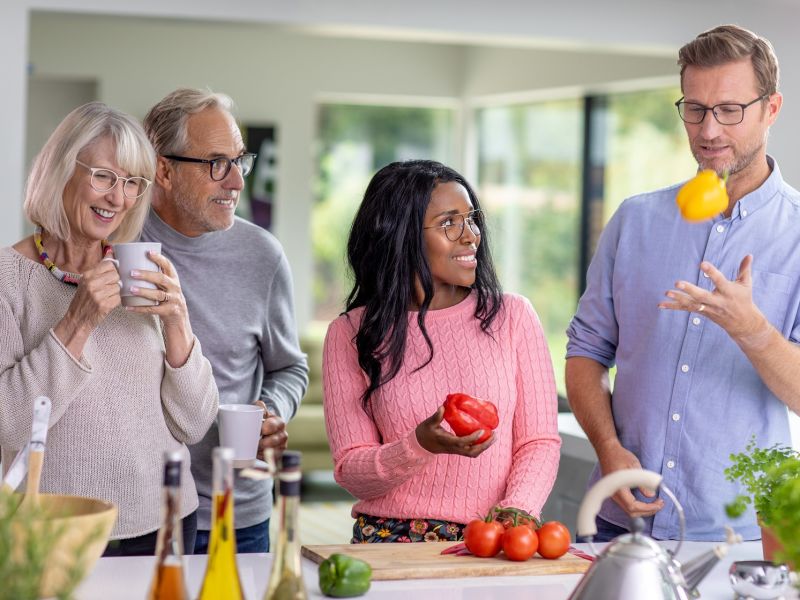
[0,247,219,539]
[141,210,308,530]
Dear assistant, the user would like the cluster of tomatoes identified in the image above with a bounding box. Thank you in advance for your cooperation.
[463,507,570,562]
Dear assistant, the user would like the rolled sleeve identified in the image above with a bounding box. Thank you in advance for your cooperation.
[566,211,621,367]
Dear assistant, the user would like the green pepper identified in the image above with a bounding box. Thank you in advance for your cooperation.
[318,553,372,597]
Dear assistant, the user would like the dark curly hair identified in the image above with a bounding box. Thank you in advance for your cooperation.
[344,159,503,405]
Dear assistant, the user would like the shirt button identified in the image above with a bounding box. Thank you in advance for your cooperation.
[681,364,689,373]
[692,317,701,325]
[667,460,676,469]
[672,413,681,422]
[716,224,725,233]
[742,209,748,217]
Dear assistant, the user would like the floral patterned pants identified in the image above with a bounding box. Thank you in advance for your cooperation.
[351,513,466,543]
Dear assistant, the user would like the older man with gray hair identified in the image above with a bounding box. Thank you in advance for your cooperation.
[141,88,308,553]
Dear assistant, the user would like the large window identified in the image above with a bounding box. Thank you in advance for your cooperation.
[603,88,697,223]
[312,104,456,324]
[475,88,696,396]
[310,88,698,399]
[476,100,583,396]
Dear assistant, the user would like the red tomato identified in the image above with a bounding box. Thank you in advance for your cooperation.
[536,521,571,559]
[464,519,505,558]
[443,393,499,443]
[502,525,538,561]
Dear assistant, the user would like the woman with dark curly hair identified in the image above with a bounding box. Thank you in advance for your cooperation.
[322,159,561,543]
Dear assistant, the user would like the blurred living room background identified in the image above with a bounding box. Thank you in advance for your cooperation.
[3,1,800,545]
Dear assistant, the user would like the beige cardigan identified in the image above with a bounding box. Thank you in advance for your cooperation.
[0,247,219,539]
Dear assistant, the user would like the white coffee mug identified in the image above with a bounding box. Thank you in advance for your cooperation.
[218,404,265,468]
[113,242,161,307]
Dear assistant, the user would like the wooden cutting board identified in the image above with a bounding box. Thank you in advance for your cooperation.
[301,542,591,580]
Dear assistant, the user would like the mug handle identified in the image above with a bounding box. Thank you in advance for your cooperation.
[101,257,123,288]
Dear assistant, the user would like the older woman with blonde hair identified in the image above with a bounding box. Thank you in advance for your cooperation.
[0,101,218,555]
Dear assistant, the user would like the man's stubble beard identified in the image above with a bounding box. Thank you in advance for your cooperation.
[172,185,236,234]
[692,128,769,178]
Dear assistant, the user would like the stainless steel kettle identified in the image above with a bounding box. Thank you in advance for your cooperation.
[568,469,740,600]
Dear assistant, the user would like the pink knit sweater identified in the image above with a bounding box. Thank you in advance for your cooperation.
[322,292,561,525]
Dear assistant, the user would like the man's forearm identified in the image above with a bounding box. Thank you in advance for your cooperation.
[736,323,800,414]
[565,356,621,454]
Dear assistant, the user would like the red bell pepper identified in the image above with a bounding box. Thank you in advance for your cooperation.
[442,393,499,443]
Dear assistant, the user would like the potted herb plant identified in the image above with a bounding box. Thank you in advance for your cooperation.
[725,436,800,569]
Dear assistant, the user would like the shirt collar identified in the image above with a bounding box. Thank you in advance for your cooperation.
[731,155,782,221]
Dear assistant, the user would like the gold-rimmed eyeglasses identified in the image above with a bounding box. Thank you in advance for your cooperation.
[423,209,482,242]
[76,160,152,199]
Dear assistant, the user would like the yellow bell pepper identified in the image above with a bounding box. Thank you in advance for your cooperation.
[676,170,729,222]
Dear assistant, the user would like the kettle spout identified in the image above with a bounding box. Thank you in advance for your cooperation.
[680,545,728,596]
[679,527,742,596]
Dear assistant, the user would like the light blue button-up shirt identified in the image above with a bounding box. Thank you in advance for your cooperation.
[566,157,800,541]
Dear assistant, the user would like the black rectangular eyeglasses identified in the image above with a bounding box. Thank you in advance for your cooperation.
[163,152,257,181]
[674,95,768,125]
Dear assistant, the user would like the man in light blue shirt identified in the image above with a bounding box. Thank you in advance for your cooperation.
[566,24,800,541]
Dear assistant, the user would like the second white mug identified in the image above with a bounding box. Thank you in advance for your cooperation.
[218,404,265,468]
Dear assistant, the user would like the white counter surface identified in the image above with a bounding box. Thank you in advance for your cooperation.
[73,540,797,599]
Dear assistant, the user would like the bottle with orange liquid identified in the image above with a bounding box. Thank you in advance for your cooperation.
[197,447,245,600]
[146,451,189,600]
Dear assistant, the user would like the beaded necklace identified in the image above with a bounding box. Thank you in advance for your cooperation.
[33,225,111,286]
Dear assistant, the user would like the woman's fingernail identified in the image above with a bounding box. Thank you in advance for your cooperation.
[130,286,139,294]
[131,270,140,277]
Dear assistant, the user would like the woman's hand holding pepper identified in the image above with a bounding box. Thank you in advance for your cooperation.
[415,406,495,457]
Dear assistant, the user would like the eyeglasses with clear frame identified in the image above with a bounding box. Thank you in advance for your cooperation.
[423,209,483,242]
[674,95,769,125]
[75,160,152,199]
[163,153,257,181]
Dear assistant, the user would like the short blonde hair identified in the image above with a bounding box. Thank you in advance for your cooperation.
[678,24,779,96]
[24,102,156,243]
[144,88,235,155]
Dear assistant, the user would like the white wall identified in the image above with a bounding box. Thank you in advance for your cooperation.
[26,77,97,173]
[463,46,677,99]
[0,5,29,251]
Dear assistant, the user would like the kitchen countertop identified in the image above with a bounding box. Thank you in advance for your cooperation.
[73,540,797,599]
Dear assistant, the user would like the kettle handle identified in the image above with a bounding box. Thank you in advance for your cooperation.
[576,468,663,537]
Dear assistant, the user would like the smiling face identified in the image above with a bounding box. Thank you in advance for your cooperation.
[161,107,246,236]
[62,135,137,244]
[421,181,481,307]
[682,59,780,179]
